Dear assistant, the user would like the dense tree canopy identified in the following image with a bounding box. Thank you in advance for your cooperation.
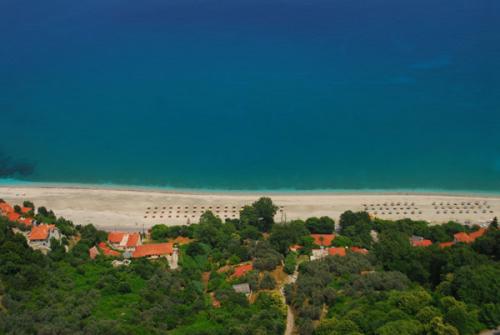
[1,199,498,335]
[287,214,500,335]
[305,216,335,234]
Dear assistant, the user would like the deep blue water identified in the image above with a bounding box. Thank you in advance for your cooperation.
[1,0,499,191]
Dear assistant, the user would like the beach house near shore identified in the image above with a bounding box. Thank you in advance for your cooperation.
[0,200,35,227]
[94,230,179,268]
[28,224,61,251]
[132,243,178,269]
[1,200,62,253]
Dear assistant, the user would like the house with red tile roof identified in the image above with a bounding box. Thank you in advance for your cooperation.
[132,243,173,258]
[351,246,369,255]
[311,234,336,247]
[108,232,142,250]
[454,228,487,244]
[21,207,33,214]
[28,224,60,250]
[7,212,21,222]
[0,202,14,215]
[132,243,178,269]
[232,263,253,278]
[328,247,346,257]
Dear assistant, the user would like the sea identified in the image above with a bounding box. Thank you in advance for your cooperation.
[1,0,499,192]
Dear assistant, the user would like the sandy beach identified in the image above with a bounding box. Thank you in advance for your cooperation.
[1,185,499,231]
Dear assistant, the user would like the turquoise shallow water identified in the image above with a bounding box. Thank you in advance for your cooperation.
[1,0,499,191]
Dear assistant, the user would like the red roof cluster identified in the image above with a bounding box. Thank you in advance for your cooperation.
[311,234,336,247]
[132,243,173,258]
[98,242,121,257]
[29,224,55,241]
[233,263,253,278]
[0,202,14,214]
[0,201,33,226]
[289,244,303,252]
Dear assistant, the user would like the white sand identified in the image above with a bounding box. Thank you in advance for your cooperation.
[1,185,499,231]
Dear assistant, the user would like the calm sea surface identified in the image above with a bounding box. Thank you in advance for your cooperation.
[1,0,499,191]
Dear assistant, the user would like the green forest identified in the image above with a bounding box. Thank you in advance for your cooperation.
[0,198,499,335]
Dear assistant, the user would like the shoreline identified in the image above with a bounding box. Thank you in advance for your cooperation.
[1,183,499,231]
[1,180,500,198]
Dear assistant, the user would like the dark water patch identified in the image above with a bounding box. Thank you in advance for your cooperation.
[0,152,35,178]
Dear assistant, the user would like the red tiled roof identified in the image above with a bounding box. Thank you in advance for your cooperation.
[29,224,55,241]
[18,217,33,226]
[7,212,21,222]
[21,207,32,214]
[132,243,173,258]
[108,232,141,248]
[311,234,336,247]
[0,202,14,214]
[412,239,433,247]
[454,232,472,243]
[126,233,141,248]
[351,246,369,254]
[469,228,486,240]
[98,242,121,257]
[233,263,253,278]
[439,241,455,248]
[108,232,125,244]
[103,248,120,256]
[328,247,346,257]
[454,228,487,244]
